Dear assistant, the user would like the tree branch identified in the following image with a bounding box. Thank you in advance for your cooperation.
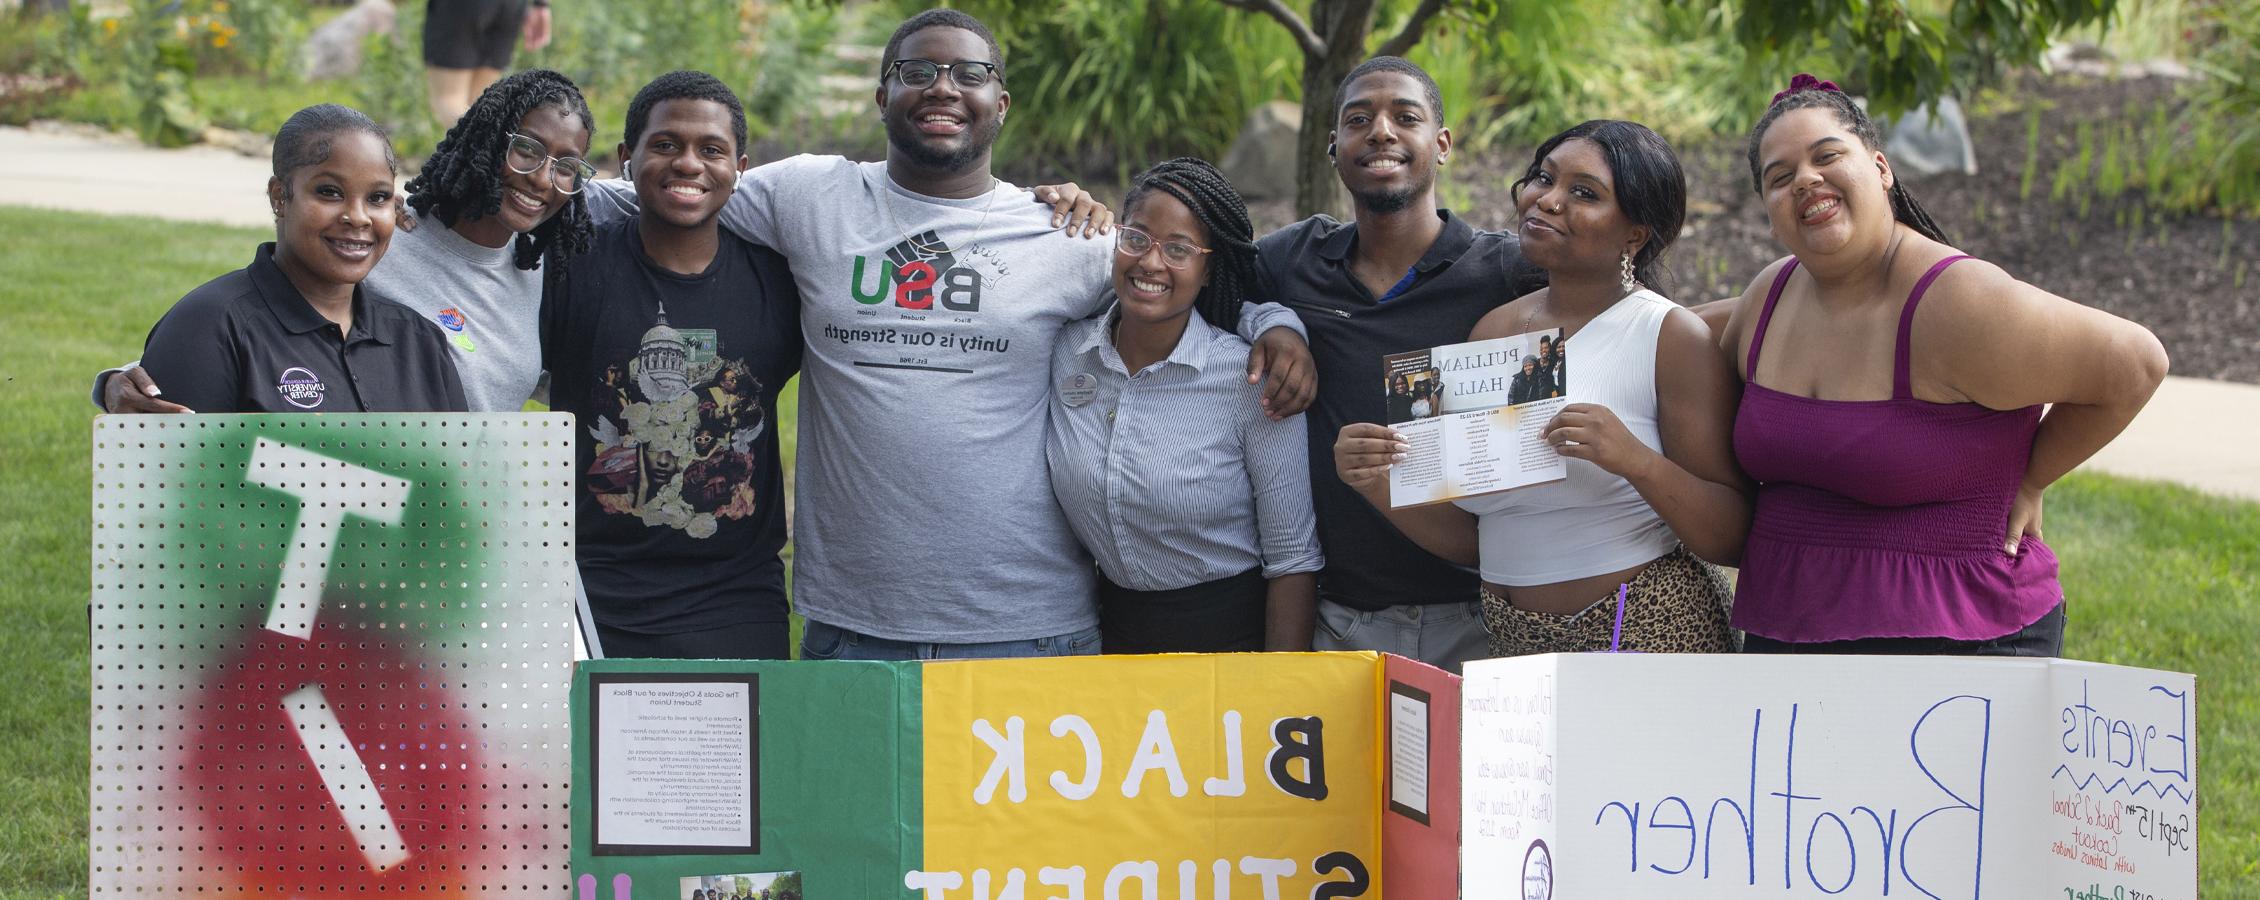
[1218,0,1327,59]
[1374,0,1451,58]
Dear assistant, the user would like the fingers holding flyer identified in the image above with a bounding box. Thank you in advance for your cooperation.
[1381,327,1571,507]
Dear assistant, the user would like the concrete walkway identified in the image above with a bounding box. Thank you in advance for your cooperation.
[0,124,276,228]
[4,124,2256,502]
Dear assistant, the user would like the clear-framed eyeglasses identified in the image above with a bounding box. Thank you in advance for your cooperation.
[886,59,1002,90]
[1115,226,1212,269]
[504,133,597,195]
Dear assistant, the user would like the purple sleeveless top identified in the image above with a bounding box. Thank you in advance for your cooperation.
[1732,256,2062,642]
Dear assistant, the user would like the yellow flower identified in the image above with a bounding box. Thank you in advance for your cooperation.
[213,34,229,48]
[102,18,119,34]
[214,0,230,11]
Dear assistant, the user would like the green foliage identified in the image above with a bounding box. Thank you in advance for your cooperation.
[1729,0,2117,120]
[2170,1,2260,215]
[355,0,440,157]
[527,0,859,156]
[118,0,208,147]
[220,0,309,80]
[883,0,1302,175]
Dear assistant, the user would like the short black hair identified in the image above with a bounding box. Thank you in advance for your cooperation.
[272,103,396,188]
[1747,85,1948,244]
[1512,119,1687,290]
[624,70,748,158]
[405,69,594,271]
[1334,56,1442,121]
[1121,157,1268,333]
[881,9,1006,83]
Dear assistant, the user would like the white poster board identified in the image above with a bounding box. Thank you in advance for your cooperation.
[1462,655,2198,900]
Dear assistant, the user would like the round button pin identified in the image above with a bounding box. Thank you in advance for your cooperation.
[1060,372,1099,407]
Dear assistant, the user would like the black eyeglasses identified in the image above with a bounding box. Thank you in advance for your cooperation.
[885,59,1002,89]
[504,133,596,195]
[1115,226,1211,269]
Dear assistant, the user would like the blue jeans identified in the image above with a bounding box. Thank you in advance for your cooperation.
[799,619,1104,661]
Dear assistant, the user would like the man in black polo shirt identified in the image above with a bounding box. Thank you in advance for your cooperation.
[1254,56,1541,673]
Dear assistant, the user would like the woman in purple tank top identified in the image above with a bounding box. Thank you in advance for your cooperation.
[1718,76,2169,656]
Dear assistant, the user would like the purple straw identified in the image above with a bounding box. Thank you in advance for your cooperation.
[1608,582,1629,652]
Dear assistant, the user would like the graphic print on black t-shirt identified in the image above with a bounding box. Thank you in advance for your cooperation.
[584,301,767,540]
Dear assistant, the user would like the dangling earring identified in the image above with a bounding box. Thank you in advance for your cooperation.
[1619,250,1639,293]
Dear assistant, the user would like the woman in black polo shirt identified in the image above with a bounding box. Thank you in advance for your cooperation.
[138,104,467,413]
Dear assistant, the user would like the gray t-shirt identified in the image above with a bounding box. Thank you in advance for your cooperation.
[587,156,1302,642]
[363,221,546,412]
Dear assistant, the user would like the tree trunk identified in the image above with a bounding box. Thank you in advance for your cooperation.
[1292,0,1375,220]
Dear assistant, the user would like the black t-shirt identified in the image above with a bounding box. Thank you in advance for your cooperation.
[139,243,468,414]
[540,219,803,633]
[1255,211,1543,610]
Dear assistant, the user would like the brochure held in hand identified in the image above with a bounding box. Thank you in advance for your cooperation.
[1383,327,1569,507]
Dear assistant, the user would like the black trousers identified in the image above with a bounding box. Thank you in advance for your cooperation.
[1099,566,1267,654]
[592,619,790,661]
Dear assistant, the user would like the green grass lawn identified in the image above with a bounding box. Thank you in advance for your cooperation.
[0,206,2253,897]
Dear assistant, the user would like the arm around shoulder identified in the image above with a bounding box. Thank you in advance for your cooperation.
[137,292,244,414]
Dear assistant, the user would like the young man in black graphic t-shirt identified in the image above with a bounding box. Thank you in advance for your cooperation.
[540,72,802,659]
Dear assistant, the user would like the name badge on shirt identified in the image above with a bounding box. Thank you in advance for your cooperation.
[1060,372,1098,407]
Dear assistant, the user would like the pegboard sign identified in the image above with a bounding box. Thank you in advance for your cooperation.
[89,414,578,896]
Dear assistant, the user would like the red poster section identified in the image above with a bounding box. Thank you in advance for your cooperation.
[1382,655,1462,899]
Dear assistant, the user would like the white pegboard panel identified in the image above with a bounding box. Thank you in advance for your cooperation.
[89,414,578,896]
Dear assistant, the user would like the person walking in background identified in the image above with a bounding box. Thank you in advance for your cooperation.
[1335,119,1748,657]
[1047,157,1323,653]
[425,0,554,128]
[1720,76,2168,656]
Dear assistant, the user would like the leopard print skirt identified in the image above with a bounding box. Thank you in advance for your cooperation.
[1479,545,1737,656]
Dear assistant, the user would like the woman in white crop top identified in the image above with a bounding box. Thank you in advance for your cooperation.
[1334,120,1751,656]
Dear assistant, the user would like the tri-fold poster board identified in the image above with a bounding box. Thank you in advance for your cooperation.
[566,653,2199,900]
[87,415,2201,898]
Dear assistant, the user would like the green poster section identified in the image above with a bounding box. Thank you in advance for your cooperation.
[571,660,924,899]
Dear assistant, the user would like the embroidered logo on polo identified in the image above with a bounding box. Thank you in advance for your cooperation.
[275,367,327,409]
[846,233,1008,312]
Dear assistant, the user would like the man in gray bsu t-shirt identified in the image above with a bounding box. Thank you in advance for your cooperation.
[586,10,1313,659]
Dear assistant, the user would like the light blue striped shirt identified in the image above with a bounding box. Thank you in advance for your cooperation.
[1045,303,1324,591]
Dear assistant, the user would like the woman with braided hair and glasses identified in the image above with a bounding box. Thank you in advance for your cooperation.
[100,69,596,415]
[1719,75,2168,656]
[1045,158,1324,653]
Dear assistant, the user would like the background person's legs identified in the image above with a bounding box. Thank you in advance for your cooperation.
[424,67,475,127]
[422,0,530,129]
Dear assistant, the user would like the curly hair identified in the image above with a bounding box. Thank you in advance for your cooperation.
[1746,86,1948,245]
[1121,157,1268,333]
[405,69,594,271]
[623,70,747,158]
[273,103,396,192]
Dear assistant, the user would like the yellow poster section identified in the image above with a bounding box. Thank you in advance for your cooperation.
[917,653,1382,899]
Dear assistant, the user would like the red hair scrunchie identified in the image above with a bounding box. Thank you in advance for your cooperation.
[1770,73,1843,107]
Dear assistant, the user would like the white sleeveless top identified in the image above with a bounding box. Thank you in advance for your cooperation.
[1453,289,1679,586]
